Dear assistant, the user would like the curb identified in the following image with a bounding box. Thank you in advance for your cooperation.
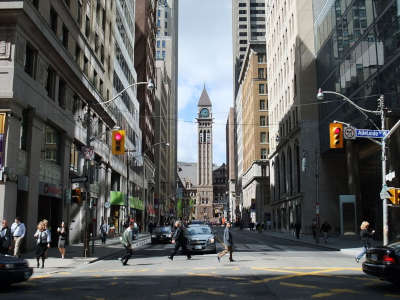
[263,233,341,251]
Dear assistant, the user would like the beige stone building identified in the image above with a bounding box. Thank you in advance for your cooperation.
[266,0,319,232]
[237,41,270,224]
[0,0,119,248]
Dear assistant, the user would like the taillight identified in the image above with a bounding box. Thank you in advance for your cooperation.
[383,255,395,264]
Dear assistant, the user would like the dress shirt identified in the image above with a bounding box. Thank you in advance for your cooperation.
[11,222,26,238]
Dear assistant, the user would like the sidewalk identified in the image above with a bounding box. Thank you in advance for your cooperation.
[23,233,151,275]
[257,229,380,256]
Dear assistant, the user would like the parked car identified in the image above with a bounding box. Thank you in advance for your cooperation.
[151,226,173,244]
[185,225,216,254]
[362,241,400,285]
[0,254,33,286]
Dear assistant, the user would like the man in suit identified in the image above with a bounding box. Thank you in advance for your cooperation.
[218,221,234,262]
[168,221,191,261]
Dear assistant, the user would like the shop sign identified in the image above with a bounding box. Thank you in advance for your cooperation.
[110,191,124,206]
[39,182,62,199]
[129,196,144,210]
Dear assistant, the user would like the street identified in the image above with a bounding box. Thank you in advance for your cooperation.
[1,228,399,300]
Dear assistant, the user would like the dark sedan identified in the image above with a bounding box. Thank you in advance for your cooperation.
[0,255,33,286]
[362,241,400,285]
[151,226,173,244]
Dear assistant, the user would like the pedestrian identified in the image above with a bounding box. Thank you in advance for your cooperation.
[355,221,375,263]
[294,221,301,239]
[311,219,318,243]
[120,222,134,266]
[99,221,109,244]
[57,221,67,259]
[217,221,234,262]
[42,219,51,257]
[11,217,26,258]
[0,219,12,255]
[168,221,191,261]
[34,222,50,268]
[320,221,331,244]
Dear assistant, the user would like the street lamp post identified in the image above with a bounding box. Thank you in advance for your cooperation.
[317,89,400,245]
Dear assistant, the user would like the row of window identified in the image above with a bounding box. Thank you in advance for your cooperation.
[156,40,166,48]
[239,17,266,22]
[239,10,266,14]
[199,130,211,144]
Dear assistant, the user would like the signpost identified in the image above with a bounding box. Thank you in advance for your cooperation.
[71,177,88,183]
[380,185,391,200]
[343,126,356,140]
[355,129,389,139]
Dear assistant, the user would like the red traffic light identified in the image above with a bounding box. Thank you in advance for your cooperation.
[334,128,341,134]
[115,133,122,141]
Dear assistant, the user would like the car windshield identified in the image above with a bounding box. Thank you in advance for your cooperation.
[187,226,211,235]
[155,227,171,233]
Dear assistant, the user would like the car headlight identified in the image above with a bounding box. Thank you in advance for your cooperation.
[151,235,156,238]
[209,238,215,244]
[0,263,15,269]
[167,233,172,238]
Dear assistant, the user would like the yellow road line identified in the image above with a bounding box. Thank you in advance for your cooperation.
[58,272,71,275]
[171,288,225,296]
[312,288,360,298]
[280,282,321,289]
[30,274,53,280]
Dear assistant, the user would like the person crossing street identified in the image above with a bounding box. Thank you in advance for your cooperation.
[120,222,134,266]
[218,221,234,262]
[168,221,191,261]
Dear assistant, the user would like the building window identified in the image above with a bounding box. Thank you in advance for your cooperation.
[64,0,70,7]
[239,47,246,51]
[32,0,39,9]
[50,7,58,34]
[75,44,81,66]
[261,165,268,177]
[239,2,246,7]
[62,24,69,48]
[239,24,247,29]
[260,132,267,143]
[85,16,90,37]
[20,109,29,150]
[58,79,66,109]
[157,40,160,48]
[260,116,266,126]
[261,148,267,160]
[84,56,88,76]
[162,50,166,59]
[78,2,83,26]
[165,11,168,18]
[258,68,264,79]
[239,40,247,44]
[239,10,246,14]
[239,17,247,21]
[162,40,166,48]
[165,21,168,28]
[157,19,160,27]
[46,67,56,100]
[258,54,265,63]
[158,9,160,17]
[239,32,247,36]
[24,42,37,78]
[44,125,60,163]
[259,84,265,94]
[260,99,265,110]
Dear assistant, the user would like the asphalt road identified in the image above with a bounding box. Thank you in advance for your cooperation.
[2,228,399,300]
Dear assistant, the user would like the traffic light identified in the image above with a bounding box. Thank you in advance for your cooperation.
[72,188,82,205]
[112,130,125,155]
[329,123,343,149]
[388,188,400,205]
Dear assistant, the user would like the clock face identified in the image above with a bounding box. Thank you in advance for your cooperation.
[200,108,209,118]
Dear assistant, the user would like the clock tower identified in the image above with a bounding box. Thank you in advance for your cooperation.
[196,87,213,221]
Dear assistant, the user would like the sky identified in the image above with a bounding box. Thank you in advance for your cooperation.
[177,0,233,165]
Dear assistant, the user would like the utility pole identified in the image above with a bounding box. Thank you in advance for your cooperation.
[380,95,389,246]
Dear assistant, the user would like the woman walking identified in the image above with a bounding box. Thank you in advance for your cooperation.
[34,222,50,268]
[355,221,375,263]
[57,221,67,259]
[0,219,12,255]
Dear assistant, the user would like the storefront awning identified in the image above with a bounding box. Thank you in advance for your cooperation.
[129,196,144,211]
[110,191,124,206]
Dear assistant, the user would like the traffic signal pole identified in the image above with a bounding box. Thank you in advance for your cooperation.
[380,96,389,246]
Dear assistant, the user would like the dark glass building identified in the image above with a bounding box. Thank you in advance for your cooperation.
[314,0,400,241]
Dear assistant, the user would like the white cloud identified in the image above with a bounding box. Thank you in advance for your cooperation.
[178,0,233,165]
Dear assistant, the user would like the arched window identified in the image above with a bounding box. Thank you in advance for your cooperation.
[203,131,207,143]
[199,130,203,143]
[206,130,210,143]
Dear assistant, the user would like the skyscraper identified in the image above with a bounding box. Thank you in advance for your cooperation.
[232,0,266,97]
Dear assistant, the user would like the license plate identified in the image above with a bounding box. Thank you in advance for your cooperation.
[370,254,377,261]
[194,245,203,250]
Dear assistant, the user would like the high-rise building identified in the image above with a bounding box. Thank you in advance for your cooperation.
[135,0,157,229]
[232,0,266,96]
[266,0,318,233]
[237,41,270,225]
[112,0,144,228]
[0,0,116,248]
[226,107,236,221]
[155,0,178,222]
[313,0,400,239]
[196,88,214,221]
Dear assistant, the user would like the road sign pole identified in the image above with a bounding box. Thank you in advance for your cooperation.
[380,95,388,246]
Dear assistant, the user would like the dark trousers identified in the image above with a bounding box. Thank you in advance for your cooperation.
[121,245,133,265]
[218,245,233,261]
[101,233,107,244]
[0,247,9,255]
[170,242,191,258]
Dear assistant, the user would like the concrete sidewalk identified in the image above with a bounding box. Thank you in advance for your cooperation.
[23,233,151,275]
[254,229,380,256]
